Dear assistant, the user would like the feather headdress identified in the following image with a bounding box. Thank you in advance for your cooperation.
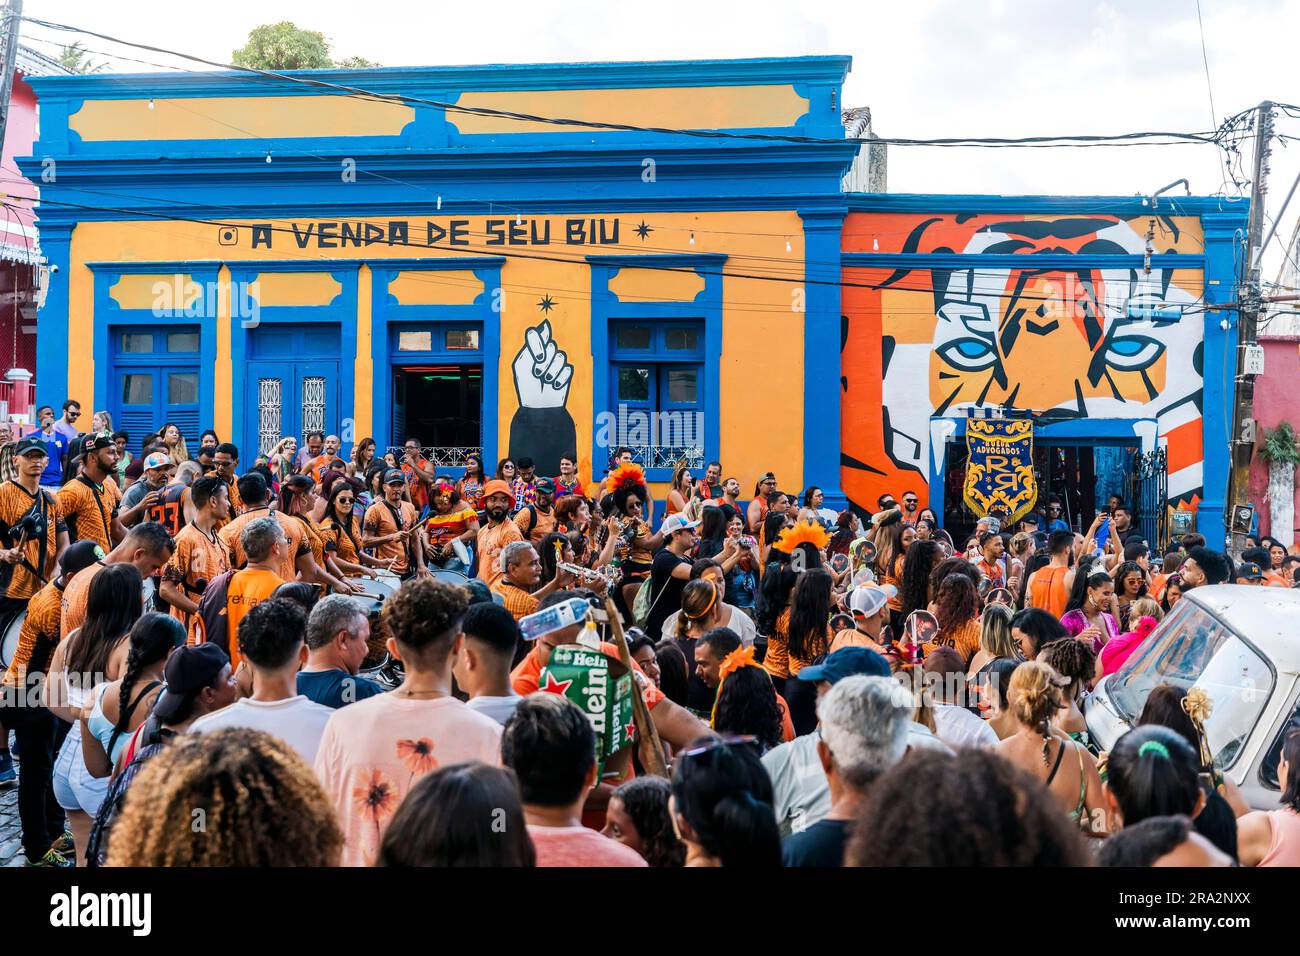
[771,519,831,555]
[606,461,647,495]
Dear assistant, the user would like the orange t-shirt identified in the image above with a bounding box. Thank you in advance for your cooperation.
[493,581,539,621]
[3,578,63,689]
[511,641,666,712]
[0,480,63,600]
[929,616,981,665]
[209,474,244,532]
[364,500,420,575]
[61,562,103,639]
[829,627,887,655]
[163,523,231,641]
[476,519,524,592]
[320,516,364,568]
[56,475,121,552]
[218,507,307,581]
[218,567,285,671]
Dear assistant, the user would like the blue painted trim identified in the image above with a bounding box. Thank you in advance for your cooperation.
[800,208,846,510]
[225,262,360,458]
[368,260,501,466]
[35,230,71,414]
[588,255,723,482]
[89,261,222,442]
[842,253,1205,270]
[1198,211,1247,547]
[25,55,852,99]
[845,193,1251,217]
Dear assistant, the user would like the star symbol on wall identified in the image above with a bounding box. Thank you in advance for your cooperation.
[540,671,573,696]
[537,294,555,313]
[634,220,653,240]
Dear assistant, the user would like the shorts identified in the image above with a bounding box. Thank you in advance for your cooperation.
[52,720,108,815]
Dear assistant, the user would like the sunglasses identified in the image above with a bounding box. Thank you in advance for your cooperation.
[337,496,355,505]
[680,735,759,760]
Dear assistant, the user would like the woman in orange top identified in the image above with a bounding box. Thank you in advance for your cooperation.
[665,466,692,518]
[762,567,832,682]
[319,480,386,579]
[931,574,982,666]
[280,475,358,594]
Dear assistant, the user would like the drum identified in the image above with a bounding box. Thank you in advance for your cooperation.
[0,606,25,672]
[354,569,401,602]
[430,568,470,588]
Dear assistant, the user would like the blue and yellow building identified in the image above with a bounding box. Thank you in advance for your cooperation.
[22,55,1247,540]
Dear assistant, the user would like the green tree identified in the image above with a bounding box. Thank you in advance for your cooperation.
[58,42,105,75]
[231,22,378,70]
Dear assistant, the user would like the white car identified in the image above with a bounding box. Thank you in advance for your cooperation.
[1085,584,1300,810]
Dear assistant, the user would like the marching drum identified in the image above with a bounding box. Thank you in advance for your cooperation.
[354,569,401,603]
[429,567,470,588]
[0,607,26,672]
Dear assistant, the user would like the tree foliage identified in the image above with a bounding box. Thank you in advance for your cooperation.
[58,42,106,75]
[231,22,377,70]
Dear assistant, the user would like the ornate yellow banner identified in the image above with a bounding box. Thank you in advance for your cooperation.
[963,419,1037,523]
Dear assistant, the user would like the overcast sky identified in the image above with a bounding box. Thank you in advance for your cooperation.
[23,0,1300,277]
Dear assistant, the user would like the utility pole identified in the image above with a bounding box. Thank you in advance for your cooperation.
[0,0,22,152]
[1226,101,1274,557]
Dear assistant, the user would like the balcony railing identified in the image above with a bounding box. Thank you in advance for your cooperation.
[385,446,482,471]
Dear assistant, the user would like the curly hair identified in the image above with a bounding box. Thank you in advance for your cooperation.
[612,776,685,867]
[900,539,941,619]
[933,574,979,637]
[711,666,784,753]
[1039,638,1097,697]
[929,556,979,600]
[381,577,468,663]
[105,728,342,866]
[845,748,1089,866]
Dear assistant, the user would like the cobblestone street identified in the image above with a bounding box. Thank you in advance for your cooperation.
[0,773,22,867]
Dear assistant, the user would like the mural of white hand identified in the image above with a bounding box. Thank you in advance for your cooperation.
[512,320,573,409]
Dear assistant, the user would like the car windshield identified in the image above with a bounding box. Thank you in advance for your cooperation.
[1109,597,1273,770]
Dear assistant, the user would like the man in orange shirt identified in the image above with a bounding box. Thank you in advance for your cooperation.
[305,434,341,485]
[363,469,426,580]
[476,479,522,592]
[492,541,573,621]
[56,433,126,552]
[61,521,174,638]
[218,516,287,677]
[0,436,69,610]
[219,472,310,581]
[399,438,435,512]
[160,476,232,641]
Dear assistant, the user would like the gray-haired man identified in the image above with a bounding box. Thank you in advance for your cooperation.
[298,593,383,708]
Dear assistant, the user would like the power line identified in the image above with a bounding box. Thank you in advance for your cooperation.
[1195,0,1218,132]
[20,15,1225,150]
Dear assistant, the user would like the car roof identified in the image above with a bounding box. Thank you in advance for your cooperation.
[1183,585,1300,674]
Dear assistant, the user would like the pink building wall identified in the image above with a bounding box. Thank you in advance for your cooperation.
[1248,336,1300,546]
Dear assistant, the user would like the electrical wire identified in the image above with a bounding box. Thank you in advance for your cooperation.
[20,15,1225,150]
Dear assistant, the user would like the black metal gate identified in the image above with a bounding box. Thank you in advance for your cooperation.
[1128,447,1169,551]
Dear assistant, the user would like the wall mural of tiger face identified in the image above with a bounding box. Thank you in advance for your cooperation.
[840,213,1206,516]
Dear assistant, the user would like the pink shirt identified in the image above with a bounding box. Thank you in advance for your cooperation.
[527,825,649,867]
[1260,808,1300,867]
[314,694,503,867]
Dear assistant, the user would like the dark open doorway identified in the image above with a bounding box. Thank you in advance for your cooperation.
[392,365,482,451]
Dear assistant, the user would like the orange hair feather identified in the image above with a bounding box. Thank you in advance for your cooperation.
[607,461,647,495]
[771,519,831,554]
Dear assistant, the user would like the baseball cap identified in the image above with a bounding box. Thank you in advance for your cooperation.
[848,583,896,618]
[152,643,230,723]
[85,432,115,451]
[143,451,171,471]
[14,435,47,457]
[58,540,104,579]
[796,646,891,683]
[1020,512,1041,527]
[383,468,406,486]
[534,476,556,495]
[1238,562,1264,581]
[660,513,701,536]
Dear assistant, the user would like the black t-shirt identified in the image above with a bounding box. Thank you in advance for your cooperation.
[645,549,691,640]
[781,818,850,867]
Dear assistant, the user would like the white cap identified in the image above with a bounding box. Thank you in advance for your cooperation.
[848,584,896,618]
[660,513,701,536]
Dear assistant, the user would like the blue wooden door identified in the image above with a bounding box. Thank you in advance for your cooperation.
[246,360,338,459]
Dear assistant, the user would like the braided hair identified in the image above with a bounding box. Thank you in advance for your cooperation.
[111,613,184,749]
[106,727,342,867]
[1039,638,1097,699]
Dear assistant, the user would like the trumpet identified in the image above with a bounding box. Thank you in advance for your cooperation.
[557,561,617,588]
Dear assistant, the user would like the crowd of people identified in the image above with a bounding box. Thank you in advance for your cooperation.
[0,409,1298,869]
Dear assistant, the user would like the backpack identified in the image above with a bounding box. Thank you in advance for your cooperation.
[632,576,654,627]
[192,568,237,652]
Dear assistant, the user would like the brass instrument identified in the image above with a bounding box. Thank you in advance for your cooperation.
[558,561,616,588]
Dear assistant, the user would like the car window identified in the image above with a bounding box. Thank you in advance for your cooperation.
[1259,699,1300,791]
[1110,598,1273,770]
